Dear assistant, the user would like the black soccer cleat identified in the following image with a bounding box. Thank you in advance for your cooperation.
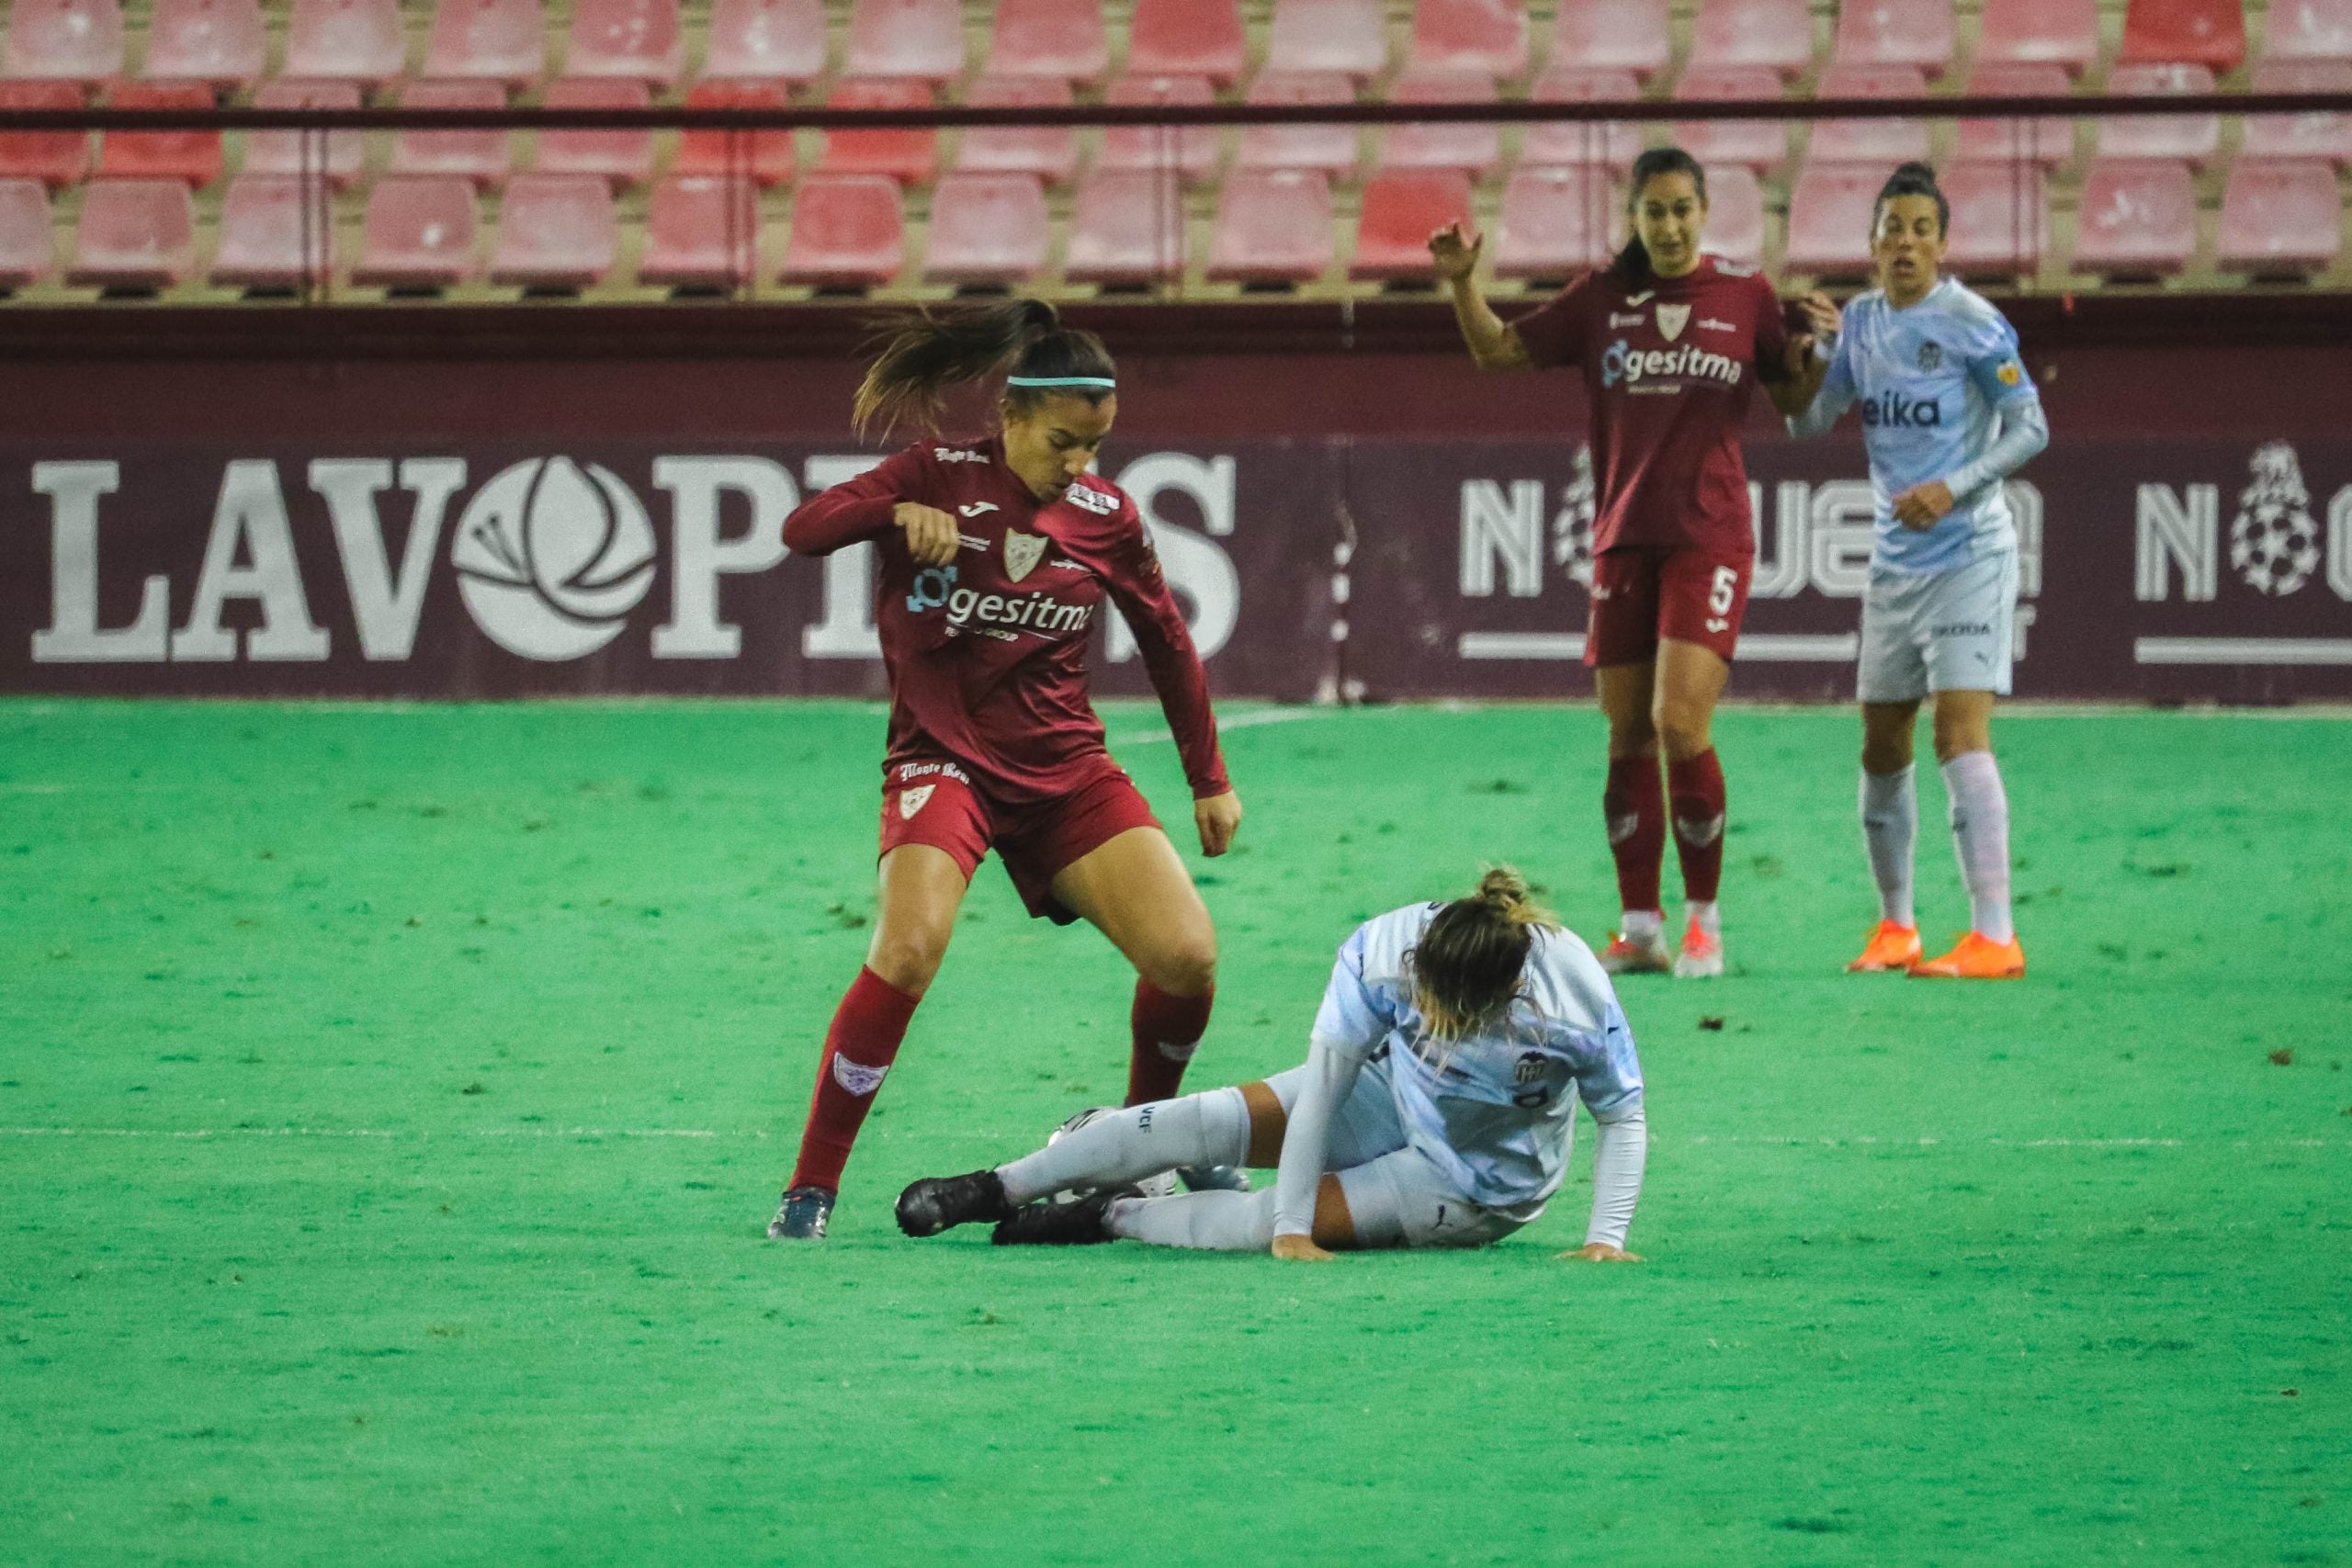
[989,1185,1137,1247]
[767,1184,835,1241]
[895,1168,1013,1237]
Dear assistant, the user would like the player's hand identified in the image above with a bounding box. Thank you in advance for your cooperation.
[1193,790,1242,858]
[1795,288,1840,341]
[1272,1233,1336,1262]
[1891,480,1955,530]
[1557,1243,1645,1262]
[892,502,961,567]
[1428,220,1483,284]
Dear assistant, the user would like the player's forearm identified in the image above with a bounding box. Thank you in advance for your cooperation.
[1447,277,1531,371]
[1120,591,1232,798]
[1584,1105,1647,1250]
[1767,349,1831,420]
[781,491,899,557]
[1272,1037,1357,1237]
[1942,400,2050,501]
[1783,379,1850,441]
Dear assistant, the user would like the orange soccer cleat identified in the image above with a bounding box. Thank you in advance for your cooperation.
[1846,919,1923,973]
[1909,931,2026,979]
[1599,925,1674,976]
[1671,919,1723,979]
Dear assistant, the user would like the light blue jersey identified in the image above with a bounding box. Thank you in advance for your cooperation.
[1805,278,2042,574]
[1308,903,1645,1211]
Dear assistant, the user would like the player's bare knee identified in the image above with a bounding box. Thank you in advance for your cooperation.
[866,927,951,997]
[1606,713,1658,759]
[1145,936,1217,998]
[1932,712,1992,763]
[1655,708,1712,762]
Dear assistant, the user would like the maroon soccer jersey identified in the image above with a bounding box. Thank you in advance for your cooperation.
[781,437,1229,809]
[1512,255,1792,556]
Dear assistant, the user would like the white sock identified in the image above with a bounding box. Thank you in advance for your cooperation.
[1105,1187,1279,1251]
[1940,750,2014,943]
[1685,899,1721,936]
[1621,908,1663,942]
[1860,765,1918,928]
[997,1088,1250,1205]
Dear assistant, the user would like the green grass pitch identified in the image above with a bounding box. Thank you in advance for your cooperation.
[2,697,2347,1566]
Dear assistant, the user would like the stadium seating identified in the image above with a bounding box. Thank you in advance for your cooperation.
[532,76,658,187]
[1544,0,1670,81]
[2120,0,2247,71]
[4,0,125,85]
[2263,0,2352,61]
[1699,162,1765,262]
[639,172,760,288]
[844,0,966,80]
[1974,0,2098,75]
[923,170,1052,286]
[1237,71,1358,177]
[210,173,334,289]
[780,172,903,287]
[0,177,51,288]
[1099,73,1221,184]
[820,77,937,184]
[1951,62,2076,168]
[1518,66,1640,170]
[673,79,797,186]
[388,79,512,187]
[1673,66,1788,173]
[1207,167,1334,284]
[1065,168,1184,285]
[1407,0,1530,81]
[489,171,618,288]
[1830,0,1954,74]
[353,175,480,288]
[1264,0,1387,81]
[2074,157,2199,276]
[1688,0,1815,78]
[1803,63,1931,166]
[1494,163,1615,279]
[139,0,265,88]
[700,0,827,83]
[283,0,409,85]
[69,177,195,288]
[1351,168,1472,281]
[243,79,367,190]
[0,80,90,187]
[424,0,549,86]
[987,0,1110,82]
[564,0,686,83]
[956,75,1080,185]
[2243,61,2352,163]
[1122,0,1247,84]
[1379,71,1504,177]
[2098,63,2223,166]
[96,82,220,187]
[1940,161,2049,278]
[2220,157,2343,275]
[1783,159,1882,276]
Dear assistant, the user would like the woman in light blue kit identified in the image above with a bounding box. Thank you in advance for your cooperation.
[1786,164,2051,980]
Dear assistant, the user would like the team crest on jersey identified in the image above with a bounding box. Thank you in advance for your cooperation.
[1655,303,1691,342]
[1513,1051,1548,1085]
[1917,340,1944,372]
[1996,361,2023,387]
[1002,530,1046,582]
[899,784,935,819]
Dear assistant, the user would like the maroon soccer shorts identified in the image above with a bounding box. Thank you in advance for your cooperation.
[876,757,1163,925]
[1584,546,1756,668]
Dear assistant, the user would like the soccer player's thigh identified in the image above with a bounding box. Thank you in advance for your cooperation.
[1857,569,1931,715]
[1919,551,2019,756]
[1035,780,1216,995]
[1655,547,1752,666]
[870,768,989,994]
[1589,549,1665,751]
[1238,1064,1408,1169]
[1335,1149,1520,1251]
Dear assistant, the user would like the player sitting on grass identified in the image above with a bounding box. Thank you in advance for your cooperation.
[897,868,1647,1261]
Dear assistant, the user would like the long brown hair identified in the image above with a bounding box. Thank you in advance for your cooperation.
[1611,146,1708,287]
[852,298,1117,439]
[1407,866,1559,1043]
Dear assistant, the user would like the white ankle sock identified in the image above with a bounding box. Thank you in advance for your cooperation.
[1685,899,1721,936]
[1860,765,1918,928]
[1106,1187,1279,1250]
[1940,750,2014,943]
[997,1088,1250,1205]
[1621,908,1664,942]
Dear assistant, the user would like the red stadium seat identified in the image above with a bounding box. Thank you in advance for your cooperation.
[1379,71,1503,177]
[1265,0,1388,81]
[210,173,335,289]
[564,0,684,82]
[956,75,1079,185]
[2265,0,2352,62]
[284,0,409,85]
[1125,0,1245,83]
[1782,159,1883,276]
[1951,62,2075,168]
[1545,0,1669,81]
[701,0,826,83]
[2073,157,2198,276]
[1099,74,1221,185]
[2218,157,2343,275]
[2243,62,2352,164]
[844,0,966,81]
[68,176,194,288]
[820,77,937,184]
[0,176,51,288]
[1698,161,1764,263]
[353,174,480,288]
[2098,62,2222,167]
[640,172,761,288]
[388,79,513,187]
[243,80,367,191]
[922,170,1051,286]
[139,0,265,88]
[987,0,1109,82]
[1975,0,2098,75]
[1519,66,1640,170]
[1494,164,1615,279]
[1672,66,1787,173]
[1941,162,2049,278]
[673,79,796,186]
[1804,64,1930,166]
[1351,168,1472,281]
[2120,0,2245,71]
[780,172,904,288]
[1065,168,1185,286]
[424,0,548,87]
[4,0,124,85]
[1688,0,1815,78]
[1207,166,1334,285]
[0,80,90,187]
[1831,0,1953,74]
[96,82,220,187]
[1237,71,1358,177]
[531,76,656,188]
[1408,0,1530,81]
[490,171,618,288]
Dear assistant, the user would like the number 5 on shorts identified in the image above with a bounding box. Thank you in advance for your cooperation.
[1706,565,1737,633]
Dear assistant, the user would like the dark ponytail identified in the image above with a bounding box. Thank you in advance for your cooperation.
[854,298,1118,439]
[1407,865,1559,1043]
[1873,160,1950,236]
[1612,146,1707,285]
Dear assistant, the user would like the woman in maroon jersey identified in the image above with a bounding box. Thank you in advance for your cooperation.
[1432,147,1835,979]
[767,300,1245,1241]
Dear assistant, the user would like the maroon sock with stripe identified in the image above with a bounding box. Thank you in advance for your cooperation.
[1668,748,1729,905]
[788,965,920,1194]
[1603,754,1667,916]
[1126,981,1212,1106]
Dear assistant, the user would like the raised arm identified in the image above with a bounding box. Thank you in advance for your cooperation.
[1101,513,1238,854]
[781,446,955,562]
[1784,310,1859,440]
[1765,289,1842,420]
[1431,222,1534,370]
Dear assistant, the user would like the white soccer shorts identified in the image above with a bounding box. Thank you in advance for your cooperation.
[1857,547,2018,704]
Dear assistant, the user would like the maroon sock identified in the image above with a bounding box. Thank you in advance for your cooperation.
[1126,981,1212,1106]
[1603,754,1666,915]
[787,965,920,1194]
[1668,748,1729,904]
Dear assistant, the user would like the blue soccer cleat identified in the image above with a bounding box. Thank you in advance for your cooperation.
[767,1184,835,1241]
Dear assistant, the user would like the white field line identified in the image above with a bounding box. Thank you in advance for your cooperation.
[1114,706,1341,745]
